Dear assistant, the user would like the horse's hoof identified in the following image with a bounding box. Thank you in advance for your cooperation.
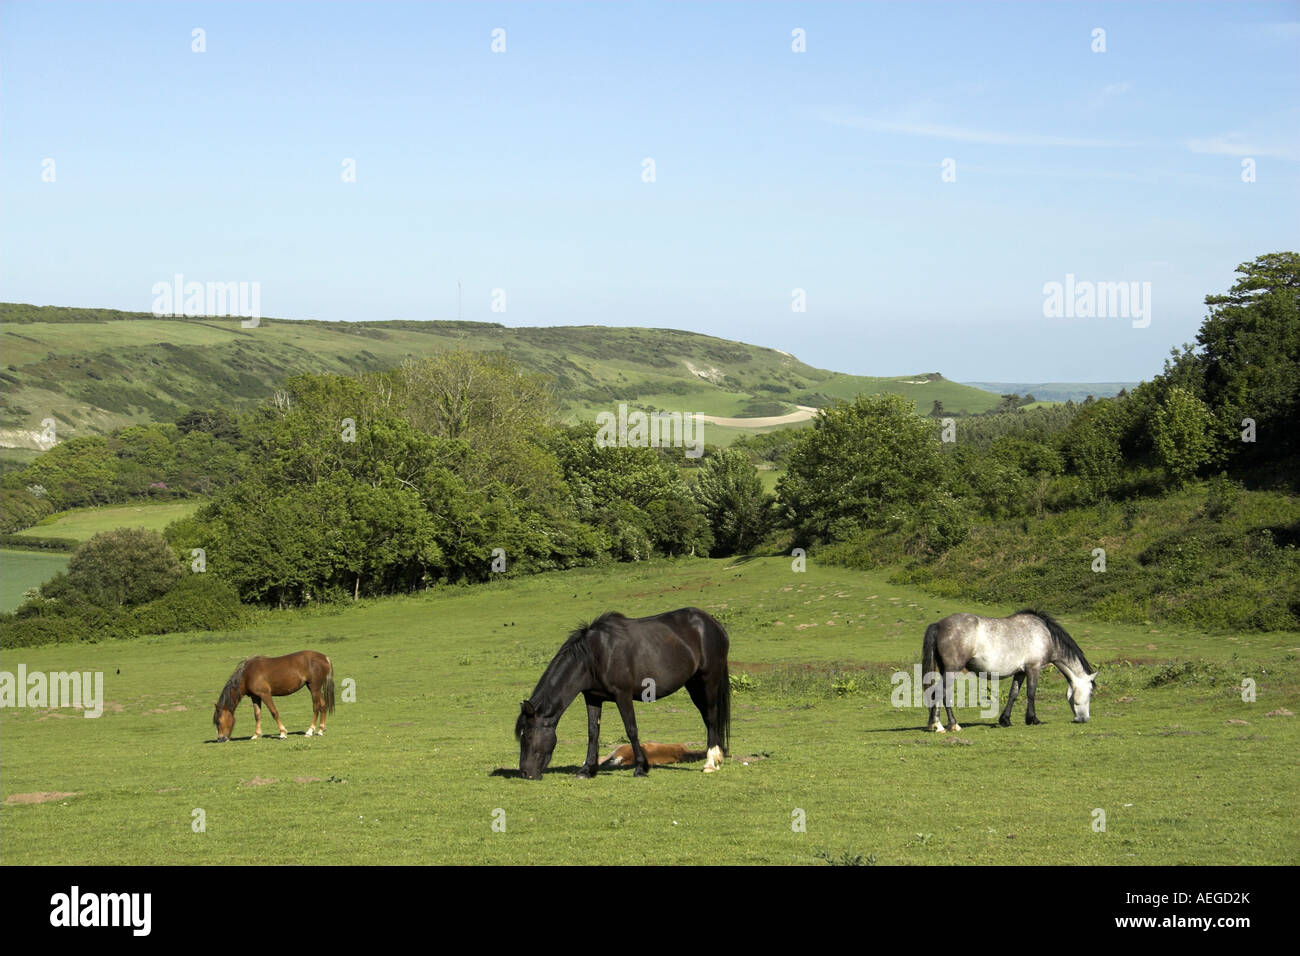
[306,727,314,737]
[575,769,595,779]
[251,734,260,740]
[947,724,961,733]
[633,767,649,777]
[1027,717,1041,726]
[930,723,945,733]
[998,717,1011,728]
[703,745,723,772]
[279,732,287,739]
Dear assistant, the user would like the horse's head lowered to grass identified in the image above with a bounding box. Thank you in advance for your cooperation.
[1065,668,1099,723]
[515,699,558,780]
[213,659,249,742]
[514,609,731,780]
[213,703,235,742]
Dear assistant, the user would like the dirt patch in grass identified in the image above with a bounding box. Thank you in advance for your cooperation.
[5,791,77,805]
[241,777,279,787]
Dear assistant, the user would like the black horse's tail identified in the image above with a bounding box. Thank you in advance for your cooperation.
[707,612,732,756]
[922,622,941,702]
[719,653,731,756]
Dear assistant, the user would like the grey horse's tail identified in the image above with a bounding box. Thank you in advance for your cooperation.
[922,622,941,703]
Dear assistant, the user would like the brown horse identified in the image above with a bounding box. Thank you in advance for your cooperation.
[600,742,706,768]
[213,651,335,742]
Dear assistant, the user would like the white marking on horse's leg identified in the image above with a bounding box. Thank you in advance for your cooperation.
[930,722,945,733]
[279,731,287,739]
[306,726,314,737]
[948,723,962,733]
[703,745,723,773]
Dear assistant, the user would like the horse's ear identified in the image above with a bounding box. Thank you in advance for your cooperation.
[521,700,535,717]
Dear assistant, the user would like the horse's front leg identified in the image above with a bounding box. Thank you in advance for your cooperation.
[998,672,1025,727]
[262,694,288,738]
[251,699,262,739]
[613,694,648,776]
[1024,666,1043,725]
[576,693,602,778]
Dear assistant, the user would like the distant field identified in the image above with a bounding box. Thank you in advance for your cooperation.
[800,373,1001,415]
[14,501,201,542]
[964,382,1140,403]
[0,549,70,612]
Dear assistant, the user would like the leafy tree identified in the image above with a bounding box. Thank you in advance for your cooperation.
[549,424,711,558]
[66,528,184,607]
[18,436,118,509]
[1151,386,1216,485]
[1059,398,1126,502]
[175,407,240,442]
[692,448,771,555]
[1195,252,1300,468]
[777,394,945,544]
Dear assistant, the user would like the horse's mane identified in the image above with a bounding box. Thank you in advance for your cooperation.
[515,614,620,739]
[1016,609,1094,674]
[215,658,252,715]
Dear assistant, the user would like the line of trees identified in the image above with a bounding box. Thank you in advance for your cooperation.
[3,253,1295,644]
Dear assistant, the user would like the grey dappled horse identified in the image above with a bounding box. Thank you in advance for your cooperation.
[922,609,1097,732]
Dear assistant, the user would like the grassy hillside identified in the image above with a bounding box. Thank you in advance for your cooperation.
[12,502,202,543]
[2,556,1295,864]
[0,549,70,612]
[830,479,1300,632]
[1,303,1001,444]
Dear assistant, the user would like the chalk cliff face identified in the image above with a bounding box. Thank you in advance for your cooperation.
[0,427,56,451]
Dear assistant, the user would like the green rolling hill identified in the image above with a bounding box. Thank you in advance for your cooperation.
[1,302,1003,447]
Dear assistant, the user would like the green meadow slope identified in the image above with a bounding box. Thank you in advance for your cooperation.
[0,303,1001,444]
[1,557,1295,865]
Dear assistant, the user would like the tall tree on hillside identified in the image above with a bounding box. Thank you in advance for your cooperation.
[1193,252,1300,469]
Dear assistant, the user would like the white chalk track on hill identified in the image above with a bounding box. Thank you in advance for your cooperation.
[695,405,819,429]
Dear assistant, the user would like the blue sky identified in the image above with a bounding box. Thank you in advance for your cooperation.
[2,1,1297,381]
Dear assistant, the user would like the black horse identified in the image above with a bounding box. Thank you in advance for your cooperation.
[515,607,731,779]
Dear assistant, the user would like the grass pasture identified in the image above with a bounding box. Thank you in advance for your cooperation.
[13,501,201,543]
[1,557,1296,865]
[0,549,71,613]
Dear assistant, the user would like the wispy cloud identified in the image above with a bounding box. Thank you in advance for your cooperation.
[1185,135,1298,161]
[1089,82,1132,110]
[817,107,1136,149]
